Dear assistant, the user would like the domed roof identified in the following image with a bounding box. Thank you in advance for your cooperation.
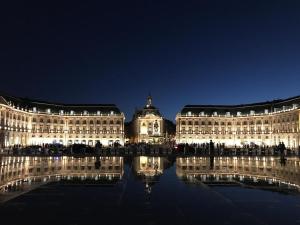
[133,95,162,118]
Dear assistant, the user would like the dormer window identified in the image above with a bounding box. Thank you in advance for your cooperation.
[250,110,255,115]
[187,111,192,116]
[237,111,241,116]
[84,110,88,115]
[275,107,281,112]
[213,112,218,116]
[33,107,37,112]
[47,108,51,114]
[97,110,101,115]
[60,110,64,115]
[200,111,205,116]
[70,110,74,115]
[226,112,230,116]
[264,109,269,114]
[110,111,114,115]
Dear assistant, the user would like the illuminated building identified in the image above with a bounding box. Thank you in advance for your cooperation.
[176,96,300,148]
[0,93,125,147]
[131,95,165,143]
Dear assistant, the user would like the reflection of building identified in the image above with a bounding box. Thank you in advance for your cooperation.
[176,156,300,189]
[0,93,125,147]
[176,96,300,148]
[133,156,164,176]
[133,156,168,193]
[0,156,124,188]
[131,95,164,143]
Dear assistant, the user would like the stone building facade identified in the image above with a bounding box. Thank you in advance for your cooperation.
[176,96,300,148]
[131,95,164,143]
[0,93,125,147]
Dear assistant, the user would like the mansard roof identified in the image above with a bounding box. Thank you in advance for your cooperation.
[134,106,162,118]
[0,92,122,115]
[133,95,162,118]
[180,95,300,116]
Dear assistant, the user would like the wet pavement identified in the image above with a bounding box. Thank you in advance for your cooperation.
[1,156,300,225]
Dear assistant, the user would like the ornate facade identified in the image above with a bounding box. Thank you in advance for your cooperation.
[176,96,300,148]
[131,95,164,143]
[0,93,125,147]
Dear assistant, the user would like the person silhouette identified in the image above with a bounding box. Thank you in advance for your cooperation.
[209,140,215,156]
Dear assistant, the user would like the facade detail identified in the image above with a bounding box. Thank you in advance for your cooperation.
[0,93,125,147]
[176,96,300,148]
[131,95,164,143]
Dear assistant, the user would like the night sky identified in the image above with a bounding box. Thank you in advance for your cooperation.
[1,0,300,121]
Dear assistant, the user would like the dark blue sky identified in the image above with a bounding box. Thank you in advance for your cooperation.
[1,0,300,121]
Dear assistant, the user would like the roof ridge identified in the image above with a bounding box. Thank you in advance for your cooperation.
[0,91,117,107]
[183,95,300,109]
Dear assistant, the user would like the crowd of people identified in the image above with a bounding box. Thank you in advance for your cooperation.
[0,141,299,156]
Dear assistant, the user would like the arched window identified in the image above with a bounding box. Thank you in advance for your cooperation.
[181,121,186,125]
[90,120,94,124]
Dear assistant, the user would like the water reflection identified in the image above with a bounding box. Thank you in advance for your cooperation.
[0,156,124,193]
[1,155,300,196]
[133,156,173,193]
[176,156,300,192]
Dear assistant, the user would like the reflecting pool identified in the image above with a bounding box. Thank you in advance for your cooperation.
[1,156,300,225]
